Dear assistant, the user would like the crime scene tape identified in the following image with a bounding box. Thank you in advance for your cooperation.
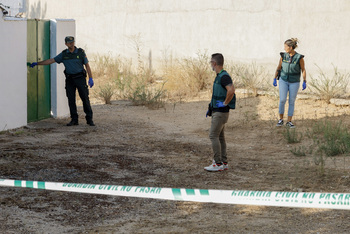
[0,178,350,210]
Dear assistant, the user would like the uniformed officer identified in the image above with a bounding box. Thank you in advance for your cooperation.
[30,36,95,126]
[204,53,236,172]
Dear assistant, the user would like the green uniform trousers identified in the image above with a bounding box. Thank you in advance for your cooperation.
[209,111,229,164]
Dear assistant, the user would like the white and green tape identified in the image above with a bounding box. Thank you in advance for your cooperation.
[1,178,350,210]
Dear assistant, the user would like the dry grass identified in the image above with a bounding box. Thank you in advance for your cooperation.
[229,62,269,97]
[91,53,165,108]
[309,65,350,104]
[90,51,350,113]
[162,51,212,102]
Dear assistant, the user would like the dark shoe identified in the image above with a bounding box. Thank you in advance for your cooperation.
[87,120,95,126]
[67,120,79,126]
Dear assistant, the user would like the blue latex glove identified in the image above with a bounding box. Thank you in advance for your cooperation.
[88,77,94,88]
[30,62,38,68]
[302,81,306,90]
[216,101,227,108]
[273,78,277,87]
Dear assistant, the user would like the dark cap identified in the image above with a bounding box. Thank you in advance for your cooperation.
[65,36,75,43]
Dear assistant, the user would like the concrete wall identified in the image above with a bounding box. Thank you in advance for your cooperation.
[24,0,350,74]
[0,14,27,130]
[0,0,24,16]
[50,19,75,118]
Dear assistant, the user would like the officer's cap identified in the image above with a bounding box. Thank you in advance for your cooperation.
[65,36,75,43]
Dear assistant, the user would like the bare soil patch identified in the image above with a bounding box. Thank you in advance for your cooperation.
[1,95,350,233]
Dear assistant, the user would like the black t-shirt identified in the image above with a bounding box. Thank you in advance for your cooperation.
[212,74,233,113]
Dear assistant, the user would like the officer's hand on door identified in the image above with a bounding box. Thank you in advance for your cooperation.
[88,77,94,88]
[30,62,38,68]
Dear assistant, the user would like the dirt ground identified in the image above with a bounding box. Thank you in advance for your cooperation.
[1,93,350,233]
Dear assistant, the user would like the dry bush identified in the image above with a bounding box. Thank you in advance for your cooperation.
[91,48,164,107]
[225,62,246,87]
[94,83,115,104]
[90,54,120,103]
[232,62,269,97]
[129,79,165,108]
[162,51,212,101]
[92,54,121,79]
[309,65,350,104]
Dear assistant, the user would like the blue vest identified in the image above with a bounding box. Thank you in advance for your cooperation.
[210,70,236,109]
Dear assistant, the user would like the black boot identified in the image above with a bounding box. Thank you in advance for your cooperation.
[67,120,79,126]
[87,120,95,126]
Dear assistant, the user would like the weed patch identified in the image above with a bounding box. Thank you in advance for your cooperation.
[283,128,302,144]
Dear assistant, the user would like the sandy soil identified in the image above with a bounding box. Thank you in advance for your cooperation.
[1,94,350,233]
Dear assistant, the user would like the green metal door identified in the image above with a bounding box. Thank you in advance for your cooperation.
[27,19,51,122]
[27,20,38,122]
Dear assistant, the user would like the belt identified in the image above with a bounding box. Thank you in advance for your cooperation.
[64,70,86,79]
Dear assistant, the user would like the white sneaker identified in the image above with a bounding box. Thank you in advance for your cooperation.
[276,119,284,127]
[204,161,223,172]
[223,163,228,170]
[286,121,296,128]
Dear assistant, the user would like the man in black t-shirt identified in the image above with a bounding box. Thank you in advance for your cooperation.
[204,53,236,172]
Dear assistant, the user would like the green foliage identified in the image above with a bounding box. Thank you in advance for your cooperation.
[94,83,115,104]
[311,120,350,156]
[289,120,350,175]
[290,146,307,157]
[313,153,326,175]
[129,81,165,108]
[283,128,302,144]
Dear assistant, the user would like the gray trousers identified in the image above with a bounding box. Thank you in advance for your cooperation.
[209,111,229,164]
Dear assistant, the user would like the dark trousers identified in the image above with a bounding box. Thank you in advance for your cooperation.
[65,76,93,122]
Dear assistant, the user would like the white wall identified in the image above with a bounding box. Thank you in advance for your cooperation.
[0,14,27,130]
[25,0,350,74]
[50,19,75,118]
[0,0,24,16]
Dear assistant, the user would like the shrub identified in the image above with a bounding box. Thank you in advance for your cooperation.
[284,128,302,144]
[311,120,350,156]
[313,153,326,175]
[231,62,268,97]
[94,83,115,104]
[91,54,122,103]
[180,52,212,91]
[309,65,350,104]
[286,120,350,175]
[129,80,166,108]
[162,51,212,101]
[92,53,121,80]
[291,146,307,157]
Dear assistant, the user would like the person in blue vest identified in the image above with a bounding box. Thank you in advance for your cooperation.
[204,53,236,172]
[30,36,95,126]
[273,38,306,128]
